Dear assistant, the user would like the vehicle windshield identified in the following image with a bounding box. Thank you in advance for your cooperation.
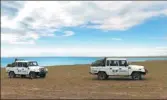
[28,61,38,66]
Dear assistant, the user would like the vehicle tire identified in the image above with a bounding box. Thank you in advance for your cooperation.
[98,72,107,80]
[132,72,142,80]
[9,71,16,78]
[40,74,46,78]
[106,75,109,79]
[29,72,36,79]
[21,75,26,78]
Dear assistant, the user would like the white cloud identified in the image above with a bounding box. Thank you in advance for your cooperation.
[9,40,35,45]
[150,36,167,40]
[1,32,38,45]
[1,1,167,43]
[1,16,18,29]
[1,46,167,57]
[164,9,167,15]
[25,32,39,40]
[63,31,75,37]
[111,38,122,41]
[1,34,18,44]
[41,33,55,37]
[1,1,167,57]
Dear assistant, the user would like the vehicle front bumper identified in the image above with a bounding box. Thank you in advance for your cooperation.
[89,72,97,75]
[37,71,47,76]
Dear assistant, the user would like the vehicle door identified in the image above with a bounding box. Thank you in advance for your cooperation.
[106,60,119,75]
[21,62,29,75]
[16,62,23,74]
[11,62,18,74]
[118,60,129,75]
[104,60,113,75]
[110,60,119,75]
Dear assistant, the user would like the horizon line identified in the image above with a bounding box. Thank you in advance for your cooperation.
[1,56,167,58]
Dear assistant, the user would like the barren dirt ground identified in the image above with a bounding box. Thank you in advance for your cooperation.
[1,60,167,99]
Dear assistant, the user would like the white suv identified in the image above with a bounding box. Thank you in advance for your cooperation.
[89,58,148,80]
[6,59,48,79]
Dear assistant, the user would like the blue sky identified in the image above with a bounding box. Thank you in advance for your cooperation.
[1,1,167,57]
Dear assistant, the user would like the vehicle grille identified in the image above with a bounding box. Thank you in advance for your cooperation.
[40,68,45,72]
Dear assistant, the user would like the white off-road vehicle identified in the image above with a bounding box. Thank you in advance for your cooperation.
[89,58,148,80]
[6,59,48,79]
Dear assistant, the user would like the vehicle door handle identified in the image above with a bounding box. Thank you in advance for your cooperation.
[110,68,112,69]
[119,68,122,70]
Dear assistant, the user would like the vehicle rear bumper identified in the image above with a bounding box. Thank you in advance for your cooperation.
[145,69,148,74]
[142,69,148,75]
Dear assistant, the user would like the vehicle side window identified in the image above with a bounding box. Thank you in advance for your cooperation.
[110,60,114,66]
[107,60,119,66]
[107,60,110,66]
[18,62,22,67]
[23,63,28,67]
[119,60,126,66]
[113,60,118,66]
[108,60,118,66]
[15,62,18,67]
[110,61,113,66]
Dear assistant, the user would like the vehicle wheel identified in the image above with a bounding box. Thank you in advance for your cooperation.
[132,72,141,80]
[106,75,109,79]
[9,71,16,78]
[29,72,36,79]
[21,75,26,78]
[40,74,46,78]
[98,72,107,80]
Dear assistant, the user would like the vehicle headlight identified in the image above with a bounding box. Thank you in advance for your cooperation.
[39,68,45,71]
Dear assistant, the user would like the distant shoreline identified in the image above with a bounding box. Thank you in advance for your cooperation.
[2,60,167,68]
[1,56,167,58]
[45,60,167,67]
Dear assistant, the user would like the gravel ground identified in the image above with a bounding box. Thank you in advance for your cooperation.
[1,61,167,99]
